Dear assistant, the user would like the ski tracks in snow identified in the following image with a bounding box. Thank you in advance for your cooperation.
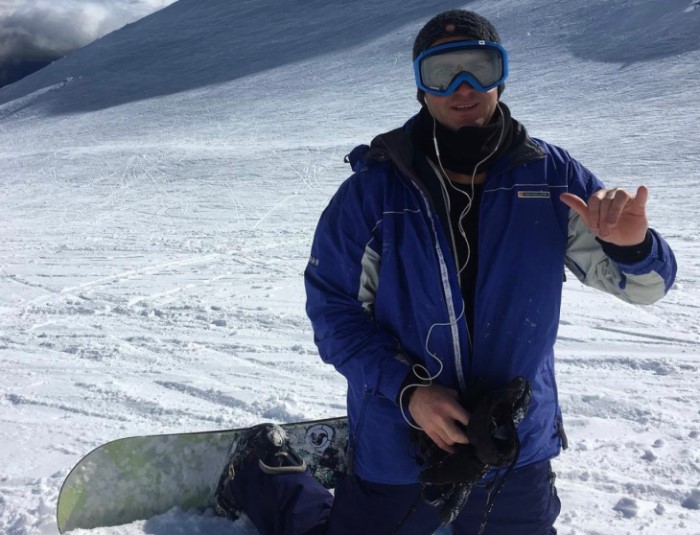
[0,144,345,534]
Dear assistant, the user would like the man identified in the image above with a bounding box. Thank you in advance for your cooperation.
[216,9,677,535]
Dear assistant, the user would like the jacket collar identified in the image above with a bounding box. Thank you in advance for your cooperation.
[343,111,546,245]
[364,111,545,183]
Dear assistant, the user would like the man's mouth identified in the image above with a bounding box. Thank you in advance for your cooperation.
[453,103,478,111]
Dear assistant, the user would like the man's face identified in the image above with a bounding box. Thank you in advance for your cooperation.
[422,37,500,131]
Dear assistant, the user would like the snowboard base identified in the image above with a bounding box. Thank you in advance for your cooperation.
[57,417,348,533]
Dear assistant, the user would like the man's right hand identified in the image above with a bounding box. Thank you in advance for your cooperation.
[408,383,470,452]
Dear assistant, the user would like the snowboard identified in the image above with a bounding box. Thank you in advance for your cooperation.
[57,416,348,533]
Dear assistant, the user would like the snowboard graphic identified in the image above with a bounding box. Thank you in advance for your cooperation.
[57,416,348,533]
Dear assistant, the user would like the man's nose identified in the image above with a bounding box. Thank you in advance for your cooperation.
[454,81,478,94]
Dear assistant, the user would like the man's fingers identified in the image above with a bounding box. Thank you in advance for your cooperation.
[559,193,589,226]
[423,422,457,453]
[437,405,470,448]
[445,401,470,427]
[632,185,648,211]
[606,189,632,227]
[409,384,470,453]
[430,424,467,454]
[561,186,649,246]
[562,187,646,232]
[444,421,470,446]
[587,191,604,232]
[430,432,454,453]
[598,190,617,235]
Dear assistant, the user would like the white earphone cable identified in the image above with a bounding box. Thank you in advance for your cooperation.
[398,102,506,430]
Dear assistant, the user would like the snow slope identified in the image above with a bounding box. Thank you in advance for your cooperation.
[0,0,698,534]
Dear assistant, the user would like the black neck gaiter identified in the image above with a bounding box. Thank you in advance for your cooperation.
[413,102,515,175]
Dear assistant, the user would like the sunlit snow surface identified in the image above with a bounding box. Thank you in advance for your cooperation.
[0,0,698,534]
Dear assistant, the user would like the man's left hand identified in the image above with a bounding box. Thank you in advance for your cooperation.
[560,185,649,246]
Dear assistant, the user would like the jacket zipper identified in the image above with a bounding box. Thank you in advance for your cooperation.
[371,125,547,395]
[413,181,468,395]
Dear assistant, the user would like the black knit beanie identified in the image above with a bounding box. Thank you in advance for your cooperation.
[413,10,504,103]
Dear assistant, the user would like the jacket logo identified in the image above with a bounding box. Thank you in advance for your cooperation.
[518,191,551,199]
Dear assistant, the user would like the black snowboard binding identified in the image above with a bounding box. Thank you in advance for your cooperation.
[214,423,307,519]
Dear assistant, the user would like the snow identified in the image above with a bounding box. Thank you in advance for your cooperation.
[0,0,698,534]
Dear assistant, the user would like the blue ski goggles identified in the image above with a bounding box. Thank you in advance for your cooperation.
[413,40,509,95]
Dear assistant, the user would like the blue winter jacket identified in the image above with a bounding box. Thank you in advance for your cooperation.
[304,115,676,485]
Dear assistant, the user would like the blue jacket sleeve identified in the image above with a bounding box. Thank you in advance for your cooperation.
[304,173,412,404]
